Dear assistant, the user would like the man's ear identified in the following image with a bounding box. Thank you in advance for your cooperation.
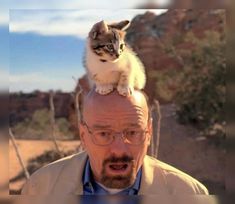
[147,117,153,146]
[79,123,87,149]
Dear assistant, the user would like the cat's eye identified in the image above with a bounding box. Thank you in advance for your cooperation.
[106,44,114,51]
[120,44,125,49]
[93,45,105,50]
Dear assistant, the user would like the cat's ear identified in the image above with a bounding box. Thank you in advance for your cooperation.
[90,31,98,39]
[89,20,109,39]
[99,20,109,33]
[109,20,130,31]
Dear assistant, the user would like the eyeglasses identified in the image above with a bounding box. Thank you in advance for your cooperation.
[82,121,149,146]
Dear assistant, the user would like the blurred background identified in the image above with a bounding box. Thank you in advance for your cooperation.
[0,0,230,201]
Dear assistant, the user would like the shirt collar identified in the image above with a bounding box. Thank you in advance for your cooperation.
[131,165,142,192]
[83,158,93,187]
[82,158,142,195]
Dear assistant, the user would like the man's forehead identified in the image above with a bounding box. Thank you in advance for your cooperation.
[83,89,149,120]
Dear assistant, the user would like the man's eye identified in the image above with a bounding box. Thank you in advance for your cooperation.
[96,131,111,137]
[125,130,138,137]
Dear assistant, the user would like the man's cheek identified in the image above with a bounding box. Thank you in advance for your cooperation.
[96,158,105,173]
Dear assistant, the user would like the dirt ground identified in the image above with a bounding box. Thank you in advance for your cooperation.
[158,104,226,194]
[9,104,226,194]
[9,140,80,193]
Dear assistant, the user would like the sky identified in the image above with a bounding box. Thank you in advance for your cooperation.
[0,25,8,91]
[0,1,9,91]
[8,0,170,9]
[6,8,167,93]
[7,9,167,93]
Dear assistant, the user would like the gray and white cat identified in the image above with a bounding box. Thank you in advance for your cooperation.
[84,20,146,96]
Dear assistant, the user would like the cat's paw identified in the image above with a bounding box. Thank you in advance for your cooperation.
[96,84,114,95]
[117,85,133,96]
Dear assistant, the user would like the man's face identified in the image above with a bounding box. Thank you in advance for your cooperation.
[80,90,151,189]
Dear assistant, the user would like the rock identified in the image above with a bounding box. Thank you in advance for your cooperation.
[10,91,72,127]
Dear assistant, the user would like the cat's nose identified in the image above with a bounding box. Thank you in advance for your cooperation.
[115,53,120,58]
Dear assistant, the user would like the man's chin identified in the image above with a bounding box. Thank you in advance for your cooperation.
[101,175,134,189]
[101,164,135,189]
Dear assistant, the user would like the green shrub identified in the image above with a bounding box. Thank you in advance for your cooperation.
[13,108,74,140]
[175,31,226,138]
[148,69,184,103]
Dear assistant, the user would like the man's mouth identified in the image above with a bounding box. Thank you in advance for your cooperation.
[107,163,130,173]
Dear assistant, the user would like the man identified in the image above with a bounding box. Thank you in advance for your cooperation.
[21,89,208,195]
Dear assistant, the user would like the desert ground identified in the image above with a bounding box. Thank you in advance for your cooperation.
[9,139,81,194]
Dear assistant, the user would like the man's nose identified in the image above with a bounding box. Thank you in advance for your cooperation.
[109,134,128,155]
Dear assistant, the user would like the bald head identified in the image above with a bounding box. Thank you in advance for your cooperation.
[79,89,152,189]
[82,89,149,126]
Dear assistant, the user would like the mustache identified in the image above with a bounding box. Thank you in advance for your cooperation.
[103,155,134,165]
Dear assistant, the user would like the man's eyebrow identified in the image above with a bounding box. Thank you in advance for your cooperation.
[123,123,141,128]
[92,124,112,129]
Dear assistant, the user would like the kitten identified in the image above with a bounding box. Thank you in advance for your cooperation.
[84,20,146,96]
